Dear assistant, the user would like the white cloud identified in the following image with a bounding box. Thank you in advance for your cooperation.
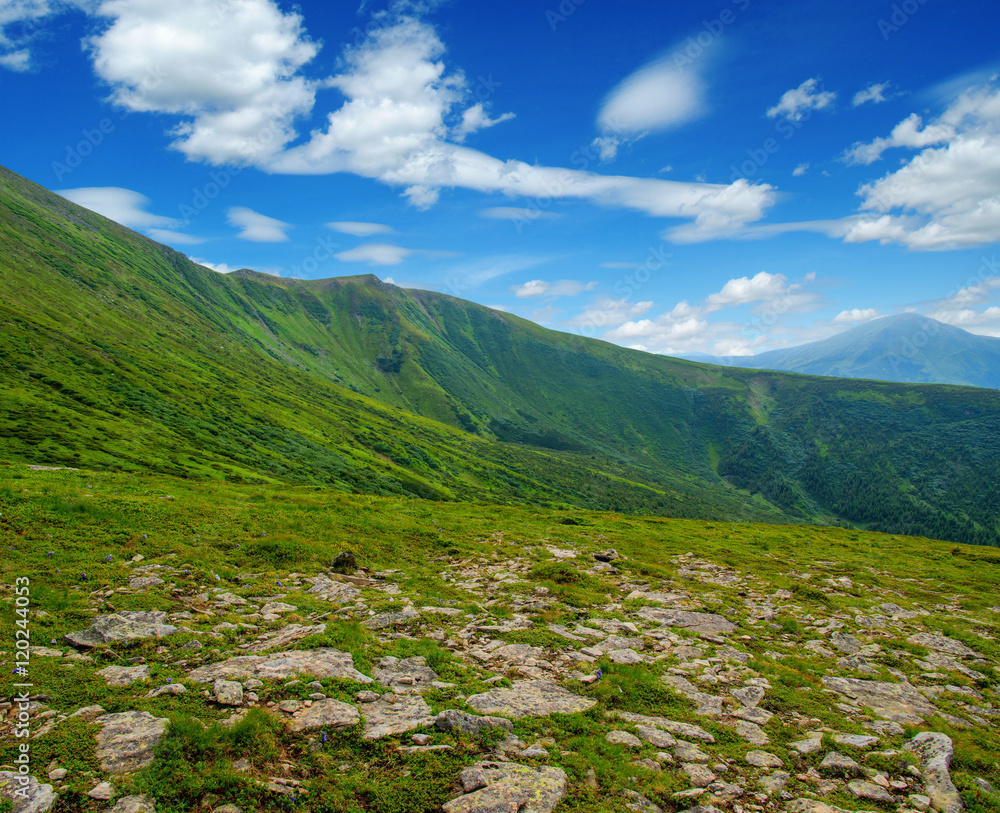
[479,206,561,222]
[597,51,706,136]
[327,221,394,236]
[767,78,836,122]
[147,228,205,245]
[453,103,514,143]
[841,82,1000,249]
[0,0,62,71]
[792,163,809,177]
[226,206,292,242]
[591,48,707,164]
[511,279,596,298]
[833,307,880,323]
[333,242,458,266]
[0,47,30,70]
[74,6,774,241]
[192,257,235,273]
[561,297,654,330]
[704,271,809,312]
[853,82,890,107]
[57,185,178,228]
[844,112,954,164]
[334,243,414,266]
[87,0,321,164]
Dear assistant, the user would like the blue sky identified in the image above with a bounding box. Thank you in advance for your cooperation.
[3,0,1000,357]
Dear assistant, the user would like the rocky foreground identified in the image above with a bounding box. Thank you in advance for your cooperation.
[2,541,999,813]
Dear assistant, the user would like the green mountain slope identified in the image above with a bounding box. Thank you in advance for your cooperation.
[2,164,999,546]
[705,313,1000,389]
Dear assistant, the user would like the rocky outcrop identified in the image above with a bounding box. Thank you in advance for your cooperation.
[905,732,964,813]
[65,611,177,648]
[466,680,596,718]
[187,648,372,684]
[94,711,168,774]
[442,762,567,813]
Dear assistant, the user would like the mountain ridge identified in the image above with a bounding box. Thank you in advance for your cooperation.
[2,164,1000,545]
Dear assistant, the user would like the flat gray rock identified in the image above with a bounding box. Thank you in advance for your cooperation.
[372,656,440,693]
[466,680,596,719]
[787,800,879,813]
[731,685,765,708]
[829,632,861,654]
[636,607,735,636]
[94,711,168,774]
[305,575,361,604]
[242,624,326,654]
[820,752,862,776]
[822,676,937,724]
[905,732,963,813]
[363,607,419,630]
[908,633,982,660]
[96,665,150,687]
[746,750,783,768]
[288,699,360,733]
[213,679,243,706]
[361,694,434,739]
[634,724,676,748]
[0,771,57,813]
[734,720,769,745]
[108,796,156,813]
[443,762,567,813]
[435,709,513,736]
[611,711,714,743]
[128,577,164,590]
[188,648,372,684]
[848,780,895,804]
[65,611,178,649]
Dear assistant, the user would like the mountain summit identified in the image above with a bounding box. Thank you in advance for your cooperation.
[714,314,1000,389]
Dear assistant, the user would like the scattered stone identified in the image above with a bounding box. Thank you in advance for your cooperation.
[363,607,420,630]
[606,648,644,664]
[635,724,676,748]
[822,677,938,724]
[94,711,168,774]
[330,551,357,574]
[625,789,664,813]
[746,750,783,768]
[213,679,244,706]
[788,800,879,813]
[848,780,895,804]
[372,656,439,693]
[443,762,566,813]
[761,771,790,795]
[65,611,178,648]
[259,601,297,616]
[606,730,642,747]
[96,665,150,687]
[829,632,861,654]
[361,694,434,740]
[790,735,823,754]
[145,683,187,698]
[611,711,714,743]
[973,778,996,795]
[0,771,57,813]
[87,782,116,801]
[835,734,879,749]
[128,577,164,590]
[735,720,769,745]
[188,648,372,684]
[732,685,765,708]
[820,752,863,777]
[466,680,596,719]
[908,634,982,660]
[435,710,513,736]
[242,624,326,654]
[905,732,963,813]
[288,699,360,733]
[108,796,156,813]
[46,769,66,782]
[594,549,620,562]
[637,607,736,636]
[675,741,711,763]
[682,763,717,788]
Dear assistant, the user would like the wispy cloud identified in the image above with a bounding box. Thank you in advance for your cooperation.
[767,78,836,122]
[226,207,292,242]
[327,221,395,236]
[511,279,597,298]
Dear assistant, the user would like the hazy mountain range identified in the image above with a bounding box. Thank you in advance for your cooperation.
[690,314,1000,390]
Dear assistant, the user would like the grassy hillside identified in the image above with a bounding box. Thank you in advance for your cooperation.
[1,464,999,813]
[2,165,999,545]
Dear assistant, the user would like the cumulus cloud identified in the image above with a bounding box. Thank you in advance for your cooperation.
[843,112,954,164]
[833,307,880,323]
[841,81,1000,249]
[767,78,836,122]
[0,0,63,71]
[601,272,823,356]
[226,206,292,242]
[792,163,809,177]
[87,0,322,164]
[192,257,235,273]
[853,82,890,107]
[327,221,394,236]
[511,279,596,298]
